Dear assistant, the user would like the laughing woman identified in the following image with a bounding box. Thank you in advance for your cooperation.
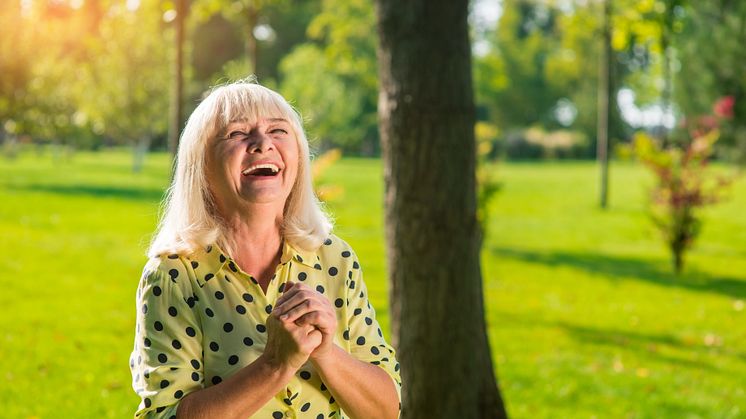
[129,80,401,419]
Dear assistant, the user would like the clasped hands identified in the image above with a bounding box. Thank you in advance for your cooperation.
[264,281,339,370]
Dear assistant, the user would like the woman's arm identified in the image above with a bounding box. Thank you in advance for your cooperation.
[311,345,400,419]
[177,313,322,419]
[274,281,400,419]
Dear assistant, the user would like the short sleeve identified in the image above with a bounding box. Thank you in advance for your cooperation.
[129,259,204,418]
[345,257,402,403]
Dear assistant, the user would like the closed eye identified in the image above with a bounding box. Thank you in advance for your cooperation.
[270,128,289,135]
[226,130,250,140]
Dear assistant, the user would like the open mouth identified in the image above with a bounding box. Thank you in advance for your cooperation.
[242,163,281,177]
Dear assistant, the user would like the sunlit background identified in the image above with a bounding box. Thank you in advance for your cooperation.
[1,0,745,417]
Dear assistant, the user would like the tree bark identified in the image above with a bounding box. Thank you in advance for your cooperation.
[375,1,508,418]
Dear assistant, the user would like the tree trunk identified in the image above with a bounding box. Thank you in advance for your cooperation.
[375,1,509,418]
[246,1,259,77]
[133,136,151,173]
[597,0,612,209]
[168,0,188,158]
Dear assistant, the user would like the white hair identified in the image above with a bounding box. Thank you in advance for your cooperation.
[148,79,333,258]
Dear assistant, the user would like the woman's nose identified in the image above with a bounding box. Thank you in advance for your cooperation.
[247,132,273,153]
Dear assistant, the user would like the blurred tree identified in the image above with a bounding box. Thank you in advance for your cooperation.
[168,0,190,158]
[674,0,746,162]
[0,1,38,155]
[74,1,171,171]
[376,0,508,417]
[279,0,379,154]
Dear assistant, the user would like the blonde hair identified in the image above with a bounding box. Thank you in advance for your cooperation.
[148,79,333,258]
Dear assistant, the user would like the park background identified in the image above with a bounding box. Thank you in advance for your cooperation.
[1,0,745,418]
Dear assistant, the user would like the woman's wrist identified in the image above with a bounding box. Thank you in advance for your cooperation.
[257,352,301,379]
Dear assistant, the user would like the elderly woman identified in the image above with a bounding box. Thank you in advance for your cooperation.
[129,80,401,418]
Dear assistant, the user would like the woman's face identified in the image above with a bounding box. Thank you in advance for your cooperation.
[206,116,299,216]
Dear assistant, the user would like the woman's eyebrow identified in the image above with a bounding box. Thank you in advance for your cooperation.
[267,117,289,123]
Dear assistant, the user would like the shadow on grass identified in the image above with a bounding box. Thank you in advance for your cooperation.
[8,183,166,202]
[491,246,746,300]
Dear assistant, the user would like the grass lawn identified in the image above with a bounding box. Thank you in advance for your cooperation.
[0,149,744,418]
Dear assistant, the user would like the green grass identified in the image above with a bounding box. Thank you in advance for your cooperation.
[1,149,744,418]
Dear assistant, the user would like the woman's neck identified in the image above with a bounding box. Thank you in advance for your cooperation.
[222,205,284,292]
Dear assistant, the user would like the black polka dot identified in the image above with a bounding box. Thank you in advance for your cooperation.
[278,283,286,292]
[167,254,179,259]
[168,269,179,280]
[141,304,148,314]
[154,321,163,331]
[243,337,254,346]
[206,245,212,253]
[365,317,373,325]
[300,370,311,380]
[377,328,383,337]
[236,305,246,314]
[168,306,178,317]
[205,308,214,317]
[228,261,238,272]
[316,414,324,419]
[353,261,360,269]
[334,298,344,308]
[153,286,162,296]
[328,267,338,276]
[212,376,222,385]
[356,336,366,345]
[144,398,151,408]
[219,254,226,263]
[143,337,151,347]
[341,250,351,257]
[314,263,322,270]
[353,308,362,316]
[371,346,380,355]
[186,327,196,337]
[395,363,400,371]
[256,324,266,333]
[214,291,224,300]
[186,297,195,308]
[160,379,169,388]
[320,383,327,391]
[301,402,311,412]
[348,271,353,280]
[209,342,219,352]
[204,273,214,281]
[174,390,184,399]
[295,254,303,262]
[223,322,234,332]
[158,353,168,363]
[283,398,292,405]
[172,340,182,349]
[265,304,273,314]
[228,355,239,365]
[324,238,332,245]
[190,359,200,369]
[156,406,165,413]
[191,261,199,269]
[191,372,199,381]
[243,293,254,303]
[298,272,307,281]
[349,280,356,289]
[343,330,349,340]
[329,396,335,404]
[316,285,325,293]
[273,412,283,419]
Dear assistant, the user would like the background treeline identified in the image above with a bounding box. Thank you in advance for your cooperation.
[2,0,746,162]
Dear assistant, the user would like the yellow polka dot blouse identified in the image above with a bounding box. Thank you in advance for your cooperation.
[129,234,401,418]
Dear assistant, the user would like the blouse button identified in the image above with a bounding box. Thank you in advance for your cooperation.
[284,411,293,418]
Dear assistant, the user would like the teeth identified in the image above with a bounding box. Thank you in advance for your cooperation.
[242,163,280,175]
